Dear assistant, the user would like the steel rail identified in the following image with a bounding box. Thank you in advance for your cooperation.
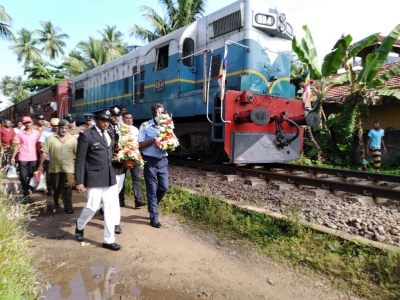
[169,159,400,200]
[265,163,400,183]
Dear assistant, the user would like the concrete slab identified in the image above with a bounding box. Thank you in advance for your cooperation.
[271,183,293,191]
[347,196,375,206]
[244,178,267,186]
[223,175,240,182]
[306,189,327,197]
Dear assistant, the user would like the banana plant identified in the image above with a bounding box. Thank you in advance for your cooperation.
[331,24,400,100]
[292,25,381,111]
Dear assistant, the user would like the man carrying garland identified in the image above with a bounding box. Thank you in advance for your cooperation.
[138,103,169,228]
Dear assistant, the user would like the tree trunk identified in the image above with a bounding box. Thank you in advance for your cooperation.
[353,117,365,166]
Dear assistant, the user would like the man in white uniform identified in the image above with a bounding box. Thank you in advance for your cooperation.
[74,108,121,251]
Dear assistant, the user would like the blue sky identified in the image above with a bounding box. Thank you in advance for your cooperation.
[1,0,399,108]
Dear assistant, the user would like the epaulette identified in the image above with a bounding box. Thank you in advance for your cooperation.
[142,121,150,127]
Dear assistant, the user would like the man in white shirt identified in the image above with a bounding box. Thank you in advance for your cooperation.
[39,118,59,196]
[50,98,57,118]
[119,112,144,208]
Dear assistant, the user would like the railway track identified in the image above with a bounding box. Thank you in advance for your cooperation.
[169,159,400,201]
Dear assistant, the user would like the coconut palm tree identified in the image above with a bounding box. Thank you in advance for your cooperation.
[1,76,31,103]
[129,0,207,43]
[34,20,69,62]
[0,75,13,97]
[97,25,128,61]
[0,5,14,40]
[62,50,90,77]
[76,36,107,69]
[8,28,42,65]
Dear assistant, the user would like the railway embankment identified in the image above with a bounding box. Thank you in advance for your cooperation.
[163,164,400,299]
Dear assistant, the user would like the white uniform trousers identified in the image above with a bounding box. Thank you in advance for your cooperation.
[77,184,119,244]
[115,174,125,225]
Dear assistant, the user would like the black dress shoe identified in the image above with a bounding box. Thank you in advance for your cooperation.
[55,204,61,209]
[65,209,74,214]
[102,243,122,251]
[98,207,104,216]
[135,201,145,208]
[119,202,126,207]
[115,225,122,234]
[150,220,162,228]
[75,220,84,242]
[46,190,53,196]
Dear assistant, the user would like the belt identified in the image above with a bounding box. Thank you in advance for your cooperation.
[143,155,166,161]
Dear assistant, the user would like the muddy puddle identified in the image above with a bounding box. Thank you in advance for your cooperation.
[38,261,195,299]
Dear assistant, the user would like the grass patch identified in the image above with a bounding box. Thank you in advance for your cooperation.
[122,174,400,298]
[0,183,39,299]
[157,185,400,300]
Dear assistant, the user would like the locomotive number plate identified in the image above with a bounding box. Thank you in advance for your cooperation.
[154,78,165,92]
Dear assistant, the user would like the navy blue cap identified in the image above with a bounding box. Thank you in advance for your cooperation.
[64,115,75,123]
[108,105,122,116]
[92,108,112,120]
[83,113,93,120]
[34,113,46,120]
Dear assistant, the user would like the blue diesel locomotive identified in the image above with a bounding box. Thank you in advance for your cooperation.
[71,0,311,164]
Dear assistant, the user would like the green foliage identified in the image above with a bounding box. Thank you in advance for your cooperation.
[129,0,207,43]
[0,180,39,299]
[321,34,352,77]
[23,64,66,92]
[347,33,380,59]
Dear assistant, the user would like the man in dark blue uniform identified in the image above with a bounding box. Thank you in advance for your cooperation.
[138,103,169,228]
[74,108,121,251]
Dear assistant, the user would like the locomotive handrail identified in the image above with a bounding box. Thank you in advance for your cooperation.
[225,40,250,51]
[219,41,250,124]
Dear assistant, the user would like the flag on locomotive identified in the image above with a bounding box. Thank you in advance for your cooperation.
[218,44,228,101]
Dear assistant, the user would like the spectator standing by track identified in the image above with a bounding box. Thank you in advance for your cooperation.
[366,119,387,173]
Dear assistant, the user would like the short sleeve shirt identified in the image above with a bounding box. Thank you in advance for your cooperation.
[0,127,15,147]
[41,134,77,173]
[15,130,40,161]
[368,129,384,148]
[138,118,167,158]
[39,128,55,161]
[50,101,57,111]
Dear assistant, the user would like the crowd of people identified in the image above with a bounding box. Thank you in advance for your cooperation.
[1,103,169,251]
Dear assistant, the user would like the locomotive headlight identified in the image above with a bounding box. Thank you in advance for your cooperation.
[255,14,275,26]
[278,23,286,33]
[279,13,286,23]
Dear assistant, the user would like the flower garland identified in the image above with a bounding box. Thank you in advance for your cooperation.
[154,113,179,151]
[113,124,145,167]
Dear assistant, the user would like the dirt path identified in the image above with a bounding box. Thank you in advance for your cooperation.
[24,189,350,300]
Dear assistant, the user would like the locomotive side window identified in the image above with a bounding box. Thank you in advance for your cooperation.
[183,38,194,66]
[124,77,129,94]
[139,64,145,101]
[75,88,84,100]
[156,45,169,69]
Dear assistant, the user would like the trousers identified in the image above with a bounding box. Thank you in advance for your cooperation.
[143,156,169,221]
[51,172,74,210]
[76,184,119,244]
[119,166,143,204]
[18,160,37,197]
[371,148,382,172]
[43,160,53,192]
